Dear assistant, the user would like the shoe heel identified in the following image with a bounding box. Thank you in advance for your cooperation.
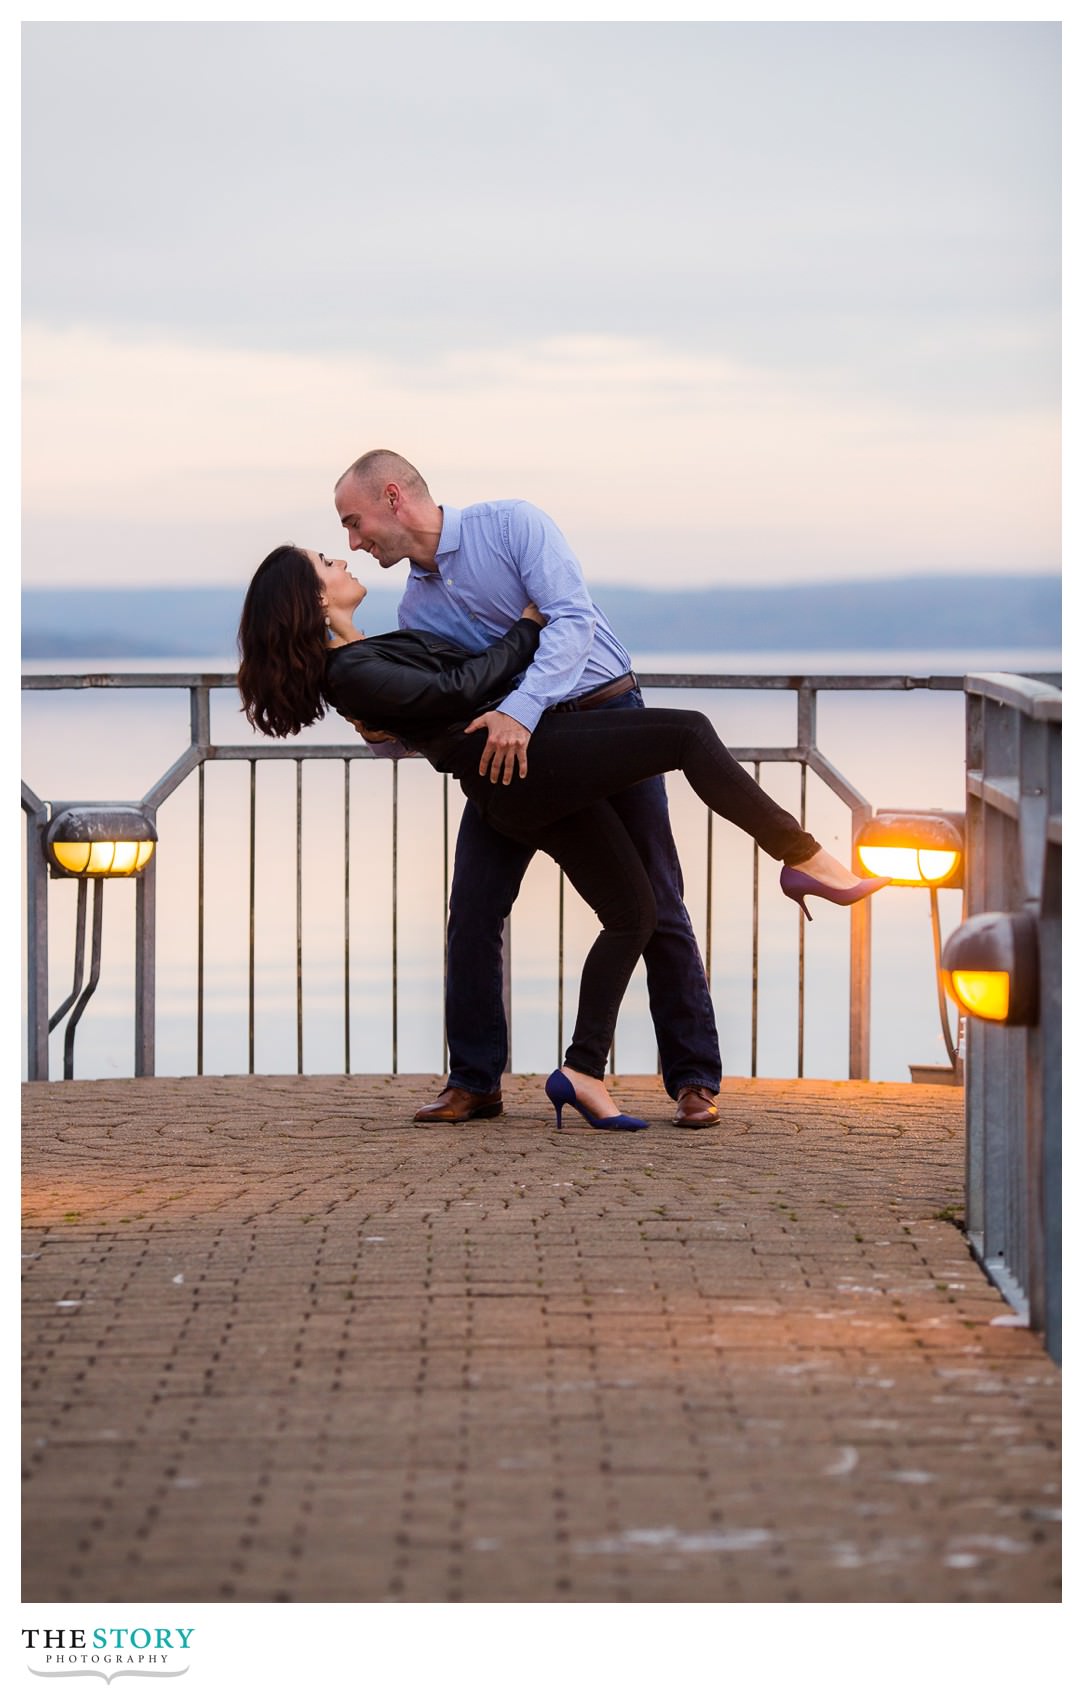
[553,1106,563,1129]
[798,896,812,922]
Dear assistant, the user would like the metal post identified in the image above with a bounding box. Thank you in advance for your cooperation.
[557,873,565,1063]
[1038,892,1062,1363]
[65,878,105,1080]
[502,915,513,1073]
[24,795,50,1081]
[848,806,873,1080]
[344,760,351,1076]
[797,764,807,1079]
[134,855,157,1077]
[197,763,205,1075]
[928,888,960,1071]
[391,761,398,1074]
[441,775,449,1078]
[49,879,88,1038]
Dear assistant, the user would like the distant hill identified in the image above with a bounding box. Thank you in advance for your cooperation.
[21,574,1060,660]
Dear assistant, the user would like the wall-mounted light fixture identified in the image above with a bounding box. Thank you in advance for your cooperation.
[855,810,966,1084]
[941,911,1040,1027]
[855,811,964,889]
[46,805,157,879]
[44,804,158,1078]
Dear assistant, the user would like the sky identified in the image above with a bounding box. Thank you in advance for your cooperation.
[20,16,1062,590]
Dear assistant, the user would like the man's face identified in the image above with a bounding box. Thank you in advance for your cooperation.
[334,474,413,569]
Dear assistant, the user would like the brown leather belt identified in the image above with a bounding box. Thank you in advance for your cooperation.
[552,672,638,713]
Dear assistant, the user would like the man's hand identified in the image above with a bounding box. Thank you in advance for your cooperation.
[463,709,532,784]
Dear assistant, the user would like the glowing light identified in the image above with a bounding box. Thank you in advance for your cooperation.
[918,848,961,882]
[51,839,155,876]
[856,844,961,883]
[947,969,1011,1022]
[50,842,91,875]
[855,812,964,887]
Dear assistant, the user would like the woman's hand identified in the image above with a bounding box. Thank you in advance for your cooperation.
[521,601,548,626]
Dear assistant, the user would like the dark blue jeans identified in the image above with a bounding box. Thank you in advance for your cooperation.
[445,688,722,1097]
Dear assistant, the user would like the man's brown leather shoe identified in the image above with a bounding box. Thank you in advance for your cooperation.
[413,1085,504,1125]
[672,1086,720,1127]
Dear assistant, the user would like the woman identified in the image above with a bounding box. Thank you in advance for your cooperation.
[238,545,885,1129]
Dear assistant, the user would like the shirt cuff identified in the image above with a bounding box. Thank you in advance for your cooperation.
[494,688,544,733]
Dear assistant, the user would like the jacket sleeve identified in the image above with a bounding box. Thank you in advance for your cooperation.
[326,619,541,730]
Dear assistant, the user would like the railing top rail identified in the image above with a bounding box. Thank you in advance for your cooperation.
[25,668,1061,695]
[964,671,1063,720]
[639,672,971,691]
[22,672,238,690]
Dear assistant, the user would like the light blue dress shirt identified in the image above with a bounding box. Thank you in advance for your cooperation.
[395,501,632,733]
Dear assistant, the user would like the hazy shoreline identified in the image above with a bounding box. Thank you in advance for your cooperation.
[22,573,1061,662]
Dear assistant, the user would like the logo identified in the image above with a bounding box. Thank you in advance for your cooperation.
[22,1629,193,1685]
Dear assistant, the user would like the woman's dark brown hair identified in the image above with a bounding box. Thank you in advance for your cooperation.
[237,544,329,737]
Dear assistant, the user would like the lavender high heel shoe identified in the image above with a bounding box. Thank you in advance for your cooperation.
[779,865,889,922]
[544,1069,649,1131]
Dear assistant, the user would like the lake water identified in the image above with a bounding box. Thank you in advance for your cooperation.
[22,645,1061,1086]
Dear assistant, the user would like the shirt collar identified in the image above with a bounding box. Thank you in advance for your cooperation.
[407,505,461,580]
[434,505,461,561]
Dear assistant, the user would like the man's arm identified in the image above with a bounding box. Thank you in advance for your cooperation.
[467,505,598,784]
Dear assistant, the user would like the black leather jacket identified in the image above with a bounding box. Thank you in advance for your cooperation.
[323,619,541,767]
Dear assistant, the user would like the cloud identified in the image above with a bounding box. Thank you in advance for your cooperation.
[21,20,1060,416]
[23,323,1059,586]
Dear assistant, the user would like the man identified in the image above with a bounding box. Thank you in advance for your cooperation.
[334,449,721,1129]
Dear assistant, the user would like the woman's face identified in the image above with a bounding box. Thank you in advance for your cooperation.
[309,550,367,619]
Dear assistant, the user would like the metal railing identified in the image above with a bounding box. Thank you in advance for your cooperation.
[963,672,1061,1362]
[22,667,987,1086]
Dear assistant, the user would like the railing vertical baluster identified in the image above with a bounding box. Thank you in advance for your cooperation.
[23,789,50,1081]
[502,917,513,1072]
[750,761,761,1078]
[705,808,713,982]
[557,871,565,1063]
[343,759,351,1076]
[797,763,807,1079]
[392,760,398,1075]
[196,763,205,1075]
[296,758,303,1075]
[248,759,257,1074]
[442,775,449,1078]
[848,806,873,1081]
[134,851,156,1077]
[65,878,104,1080]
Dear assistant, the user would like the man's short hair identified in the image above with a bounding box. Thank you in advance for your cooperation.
[336,450,430,499]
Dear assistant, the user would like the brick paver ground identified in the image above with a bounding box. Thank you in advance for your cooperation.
[22,1073,1061,1604]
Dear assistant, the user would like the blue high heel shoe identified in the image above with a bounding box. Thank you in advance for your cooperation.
[779,865,890,922]
[544,1068,649,1131]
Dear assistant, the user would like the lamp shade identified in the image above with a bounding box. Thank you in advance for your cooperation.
[46,806,158,879]
[941,911,1039,1026]
[855,810,964,888]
